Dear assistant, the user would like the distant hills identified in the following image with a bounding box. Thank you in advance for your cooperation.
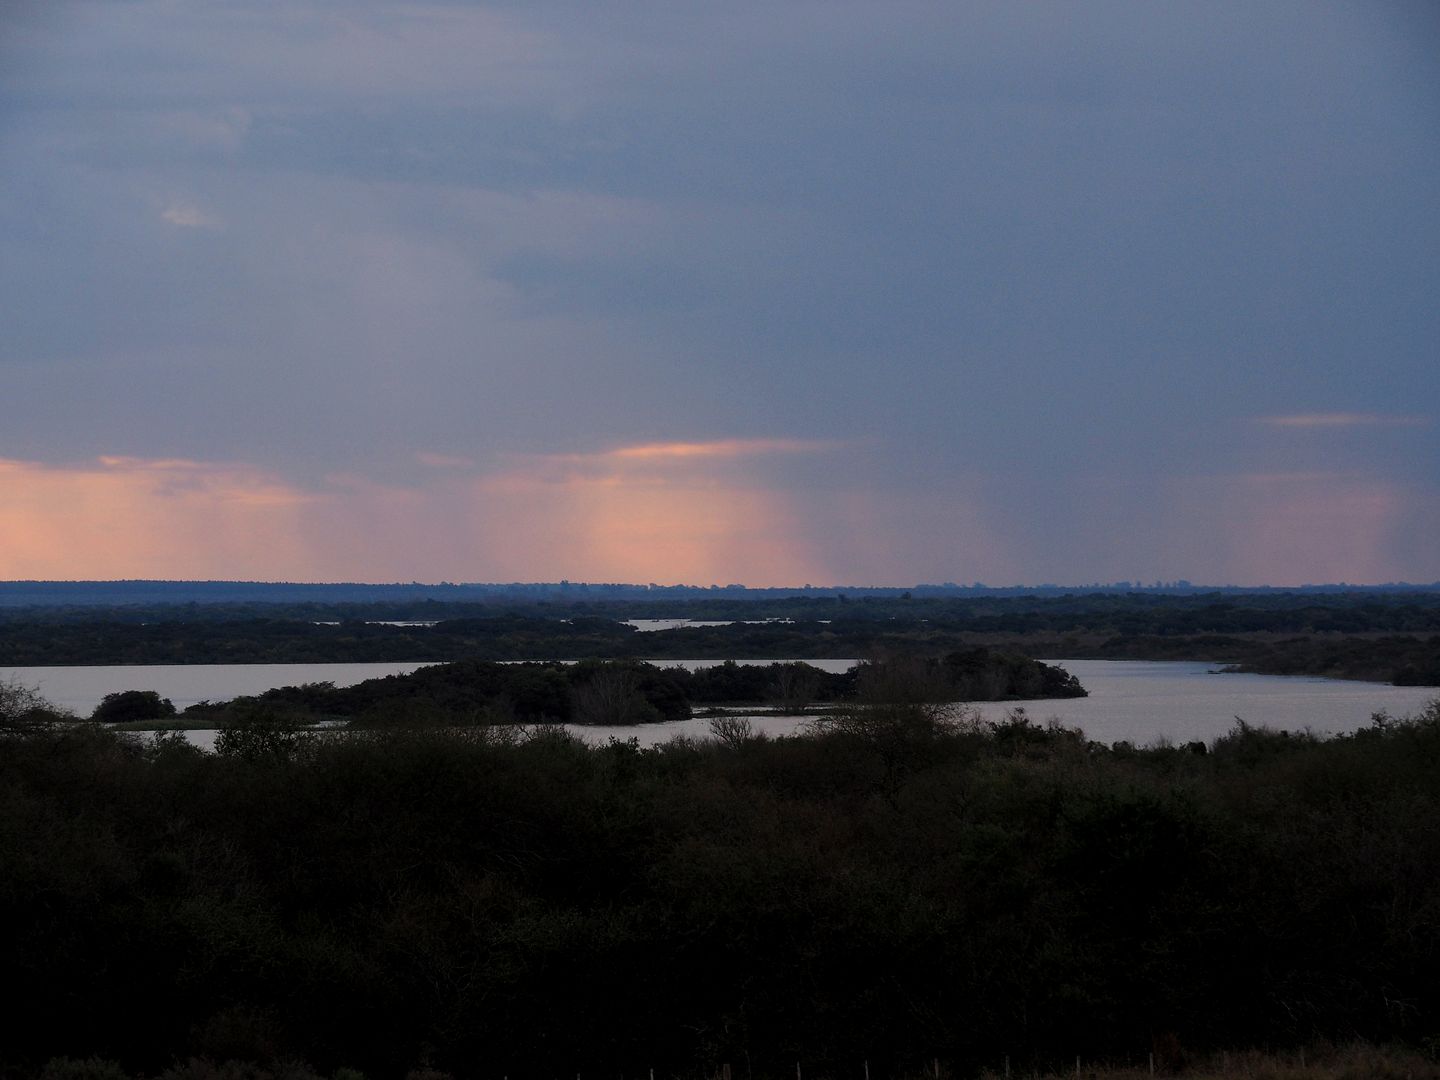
[1,578,1438,607]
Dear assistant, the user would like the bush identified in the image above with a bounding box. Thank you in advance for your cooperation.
[213,708,315,760]
[0,675,70,730]
[93,690,177,724]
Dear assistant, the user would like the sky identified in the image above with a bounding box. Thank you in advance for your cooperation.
[2,1,1438,587]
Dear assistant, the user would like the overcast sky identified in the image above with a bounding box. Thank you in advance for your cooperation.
[2,1,1438,586]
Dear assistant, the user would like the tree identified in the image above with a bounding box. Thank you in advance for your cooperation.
[769,662,819,714]
[815,658,972,805]
[91,689,176,724]
[0,676,69,731]
[570,665,661,725]
[214,706,315,760]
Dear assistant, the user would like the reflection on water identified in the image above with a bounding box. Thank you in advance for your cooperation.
[8,658,1436,753]
[3,662,441,716]
[626,619,738,632]
[0,658,859,716]
[1002,660,1438,747]
[564,659,1437,749]
[625,618,827,631]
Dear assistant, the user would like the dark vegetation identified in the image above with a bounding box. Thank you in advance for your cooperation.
[1221,636,1440,686]
[0,674,73,731]
[4,587,1440,629]
[162,652,1084,729]
[2,591,1438,685]
[4,682,1440,1079]
[93,690,178,724]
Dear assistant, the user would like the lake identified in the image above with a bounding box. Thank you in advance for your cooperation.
[0,657,860,716]
[5,658,1435,752]
[552,659,1438,749]
[6,662,441,716]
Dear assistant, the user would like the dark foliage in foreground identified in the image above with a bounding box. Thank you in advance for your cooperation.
[4,696,1440,1079]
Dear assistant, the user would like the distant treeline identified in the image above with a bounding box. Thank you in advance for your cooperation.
[2,607,1439,685]
[130,652,1085,728]
[6,589,1440,627]
[6,579,1439,610]
[4,694,1439,1078]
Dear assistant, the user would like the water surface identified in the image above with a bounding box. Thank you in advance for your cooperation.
[1,657,858,715]
[4,662,439,716]
[567,659,1437,748]
[8,658,1434,751]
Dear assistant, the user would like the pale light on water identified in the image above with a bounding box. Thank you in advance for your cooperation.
[0,658,858,716]
[625,619,741,632]
[566,659,1439,749]
[6,659,1435,752]
[3,662,440,716]
[624,618,826,631]
[995,660,1439,746]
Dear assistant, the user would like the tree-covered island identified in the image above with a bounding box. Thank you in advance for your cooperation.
[96,651,1086,730]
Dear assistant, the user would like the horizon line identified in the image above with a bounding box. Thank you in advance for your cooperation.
[2,578,1439,593]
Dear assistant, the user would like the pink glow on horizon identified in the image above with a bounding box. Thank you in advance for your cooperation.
[3,453,1434,586]
[1256,413,1429,429]
[1161,471,1423,586]
[474,475,824,585]
[0,457,313,579]
[0,452,830,585]
[605,437,840,461]
[464,446,830,583]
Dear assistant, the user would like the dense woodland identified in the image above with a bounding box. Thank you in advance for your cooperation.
[3,690,1439,1078]
[1,591,1438,684]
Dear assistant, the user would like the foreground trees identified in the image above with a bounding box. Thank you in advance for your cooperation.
[0,674,71,731]
[3,699,1438,1078]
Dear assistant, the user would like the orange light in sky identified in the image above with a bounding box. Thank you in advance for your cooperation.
[606,437,839,461]
[0,445,832,584]
[1160,471,1414,586]
[4,450,1429,586]
[0,456,313,579]
[1254,413,1429,429]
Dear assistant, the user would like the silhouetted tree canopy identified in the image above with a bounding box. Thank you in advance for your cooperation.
[92,690,176,725]
[2,693,1438,1077]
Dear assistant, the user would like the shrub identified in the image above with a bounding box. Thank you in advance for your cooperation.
[93,690,177,724]
[0,675,71,730]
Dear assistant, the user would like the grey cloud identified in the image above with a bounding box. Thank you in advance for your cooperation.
[3,0,1438,581]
